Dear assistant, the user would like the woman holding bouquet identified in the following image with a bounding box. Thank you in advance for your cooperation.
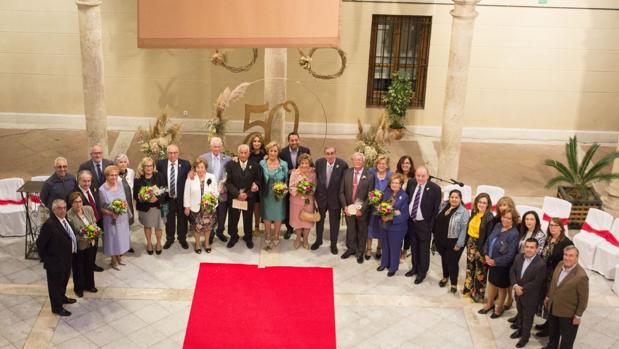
[367,155,392,260]
[376,173,409,276]
[66,192,99,297]
[184,158,218,253]
[433,189,470,293]
[99,165,131,270]
[259,141,288,249]
[289,153,317,249]
[133,157,167,255]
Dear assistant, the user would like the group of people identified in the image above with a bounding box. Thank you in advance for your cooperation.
[35,133,590,349]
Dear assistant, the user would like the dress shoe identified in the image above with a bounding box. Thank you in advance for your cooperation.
[387,271,396,277]
[179,240,189,249]
[227,238,238,248]
[93,264,104,272]
[75,291,83,298]
[405,270,417,277]
[217,234,229,243]
[535,330,548,338]
[515,338,528,348]
[128,247,135,253]
[510,330,522,339]
[508,315,518,323]
[377,266,386,272]
[246,240,254,249]
[341,251,353,259]
[195,249,202,254]
[478,306,494,315]
[450,286,457,293]
[87,287,98,293]
[163,240,174,249]
[439,278,448,288]
[490,311,504,319]
[534,324,546,331]
[63,298,77,304]
[330,245,338,255]
[357,255,364,264]
[414,276,425,284]
[510,323,519,330]
[284,230,292,240]
[311,241,322,250]
[53,309,71,317]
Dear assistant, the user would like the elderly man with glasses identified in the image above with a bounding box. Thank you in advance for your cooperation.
[41,157,78,209]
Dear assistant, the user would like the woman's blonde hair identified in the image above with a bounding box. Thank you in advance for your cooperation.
[136,157,156,178]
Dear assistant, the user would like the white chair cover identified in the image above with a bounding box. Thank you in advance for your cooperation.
[515,205,543,221]
[573,208,613,269]
[540,196,572,232]
[31,175,49,181]
[591,218,619,279]
[443,184,472,210]
[475,185,505,213]
[0,177,26,236]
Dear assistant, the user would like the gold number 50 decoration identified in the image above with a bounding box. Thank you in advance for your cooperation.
[243,100,300,144]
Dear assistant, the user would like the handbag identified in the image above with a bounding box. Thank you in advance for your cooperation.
[497,240,509,255]
[299,202,321,222]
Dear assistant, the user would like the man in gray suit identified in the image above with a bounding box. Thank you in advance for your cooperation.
[338,152,374,264]
[509,238,547,348]
[78,144,114,190]
[200,137,231,244]
[313,146,348,254]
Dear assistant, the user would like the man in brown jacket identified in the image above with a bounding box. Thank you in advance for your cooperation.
[543,245,589,349]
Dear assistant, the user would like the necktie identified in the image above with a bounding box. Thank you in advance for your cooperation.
[170,162,176,198]
[86,190,100,221]
[411,185,422,218]
[352,171,359,200]
[96,163,103,183]
[62,219,77,253]
[326,164,333,188]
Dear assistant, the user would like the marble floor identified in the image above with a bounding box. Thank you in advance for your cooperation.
[0,223,618,349]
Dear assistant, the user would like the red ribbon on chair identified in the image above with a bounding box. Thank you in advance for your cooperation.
[0,198,26,205]
[542,213,569,226]
[464,202,472,210]
[581,222,619,246]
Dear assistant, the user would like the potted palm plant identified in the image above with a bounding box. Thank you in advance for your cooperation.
[383,70,413,140]
[544,136,619,228]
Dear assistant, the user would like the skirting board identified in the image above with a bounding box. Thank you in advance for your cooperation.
[0,112,617,145]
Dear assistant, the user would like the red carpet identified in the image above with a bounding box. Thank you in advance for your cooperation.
[183,263,336,349]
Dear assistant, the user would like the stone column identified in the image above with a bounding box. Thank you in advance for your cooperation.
[437,0,480,180]
[603,140,619,215]
[264,48,287,145]
[76,0,109,156]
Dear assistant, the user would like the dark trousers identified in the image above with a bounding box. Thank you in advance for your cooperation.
[378,225,406,272]
[72,246,95,293]
[402,228,411,251]
[344,214,368,256]
[436,237,464,285]
[215,199,228,237]
[165,197,188,242]
[46,268,71,312]
[228,199,255,242]
[409,220,431,277]
[315,206,341,246]
[515,297,536,341]
[547,310,579,349]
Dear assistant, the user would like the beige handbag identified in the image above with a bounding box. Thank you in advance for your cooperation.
[299,202,321,222]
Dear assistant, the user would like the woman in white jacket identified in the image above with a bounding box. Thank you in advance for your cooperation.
[184,158,218,253]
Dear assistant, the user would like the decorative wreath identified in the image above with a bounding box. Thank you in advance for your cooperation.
[297,48,347,80]
[211,48,258,73]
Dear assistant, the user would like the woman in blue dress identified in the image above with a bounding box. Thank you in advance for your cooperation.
[259,141,288,249]
[366,155,392,260]
[376,173,409,276]
[99,165,131,270]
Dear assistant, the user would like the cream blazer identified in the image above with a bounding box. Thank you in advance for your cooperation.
[183,172,218,213]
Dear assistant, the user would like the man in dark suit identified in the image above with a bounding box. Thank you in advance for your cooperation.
[543,246,589,349]
[405,165,441,284]
[73,170,104,272]
[338,152,374,264]
[156,144,191,249]
[279,132,311,239]
[78,144,114,191]
[225,144,261,249]
[199,136,231,244]
[509,238,547,348]
[313,146,348,254]
[36,199,77,316]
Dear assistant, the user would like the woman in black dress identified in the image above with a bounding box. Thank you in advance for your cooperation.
[248,134,266,237]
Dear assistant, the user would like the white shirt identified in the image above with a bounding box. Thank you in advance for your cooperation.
[167,160,178,197]
[240,161,248,170]
[212,154,221,179]
[408,182,427,220]
[57,215,77,253]
[521,255,534,278]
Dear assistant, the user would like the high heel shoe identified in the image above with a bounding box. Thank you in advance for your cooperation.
[375,247,382,260]
[147,245,154,255]
[303,240,309,250]
[293,239,302,249]
[365,248,372,260]
[110,263,120,271]
[478,306,494,314]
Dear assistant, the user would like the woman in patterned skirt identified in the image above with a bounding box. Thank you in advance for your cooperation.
[184,158,218,253]
[463,193,494,302]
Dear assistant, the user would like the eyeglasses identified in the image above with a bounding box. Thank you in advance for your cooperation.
[55,165,68,169]
[325,152,335,155]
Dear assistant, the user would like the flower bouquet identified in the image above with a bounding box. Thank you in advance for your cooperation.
[368,189,383,207]
[273,182,288,201]
[138,185,166,202]
[79,224,102,240]
[108,199,128,225]
[375,200,399,229]
[200,192,218,214]
[296,179,316,204]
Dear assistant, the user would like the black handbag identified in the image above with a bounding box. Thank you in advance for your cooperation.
[498,240,509,255]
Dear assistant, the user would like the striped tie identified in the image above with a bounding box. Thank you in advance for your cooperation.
[411,185,421,218]
[170,162,176,198]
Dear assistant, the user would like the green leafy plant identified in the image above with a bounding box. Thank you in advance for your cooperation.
[544,136,619,200]
[382,70,413,129]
